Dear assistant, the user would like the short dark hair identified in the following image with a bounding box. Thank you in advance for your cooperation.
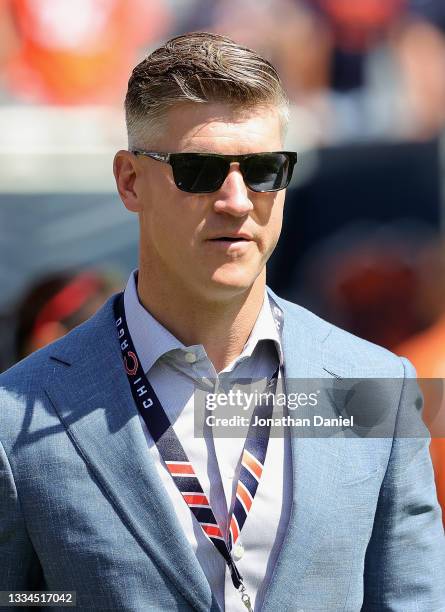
[124,31,289,146]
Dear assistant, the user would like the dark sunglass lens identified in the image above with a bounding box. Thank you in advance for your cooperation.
[171,155,228,193]
[242,153,290,192]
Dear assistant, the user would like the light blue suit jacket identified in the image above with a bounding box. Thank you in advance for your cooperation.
[1,287,444,611]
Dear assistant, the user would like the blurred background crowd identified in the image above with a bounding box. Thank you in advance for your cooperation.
[1,0,445,519]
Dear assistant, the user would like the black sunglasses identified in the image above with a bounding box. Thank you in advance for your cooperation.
[131,150,298,194]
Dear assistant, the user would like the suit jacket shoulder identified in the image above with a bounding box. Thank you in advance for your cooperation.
[267,287,407,378]
[0,294,118,447]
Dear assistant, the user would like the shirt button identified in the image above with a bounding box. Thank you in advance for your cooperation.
[233,544,244,560]
[184,352,197,364]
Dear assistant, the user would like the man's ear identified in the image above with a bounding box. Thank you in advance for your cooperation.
[113,150,141,212]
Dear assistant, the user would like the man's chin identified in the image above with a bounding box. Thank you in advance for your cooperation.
[203,269,264,298]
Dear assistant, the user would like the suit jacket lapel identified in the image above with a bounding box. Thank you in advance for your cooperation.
[44,296,219,612]
[262,288,343,609]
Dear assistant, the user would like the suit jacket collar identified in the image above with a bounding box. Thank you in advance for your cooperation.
[45,288,341,611]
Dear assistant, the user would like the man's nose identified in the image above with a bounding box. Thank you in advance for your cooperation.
[212,164,254,217]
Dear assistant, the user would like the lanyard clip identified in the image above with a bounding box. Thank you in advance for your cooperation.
[238,582,253,611]
[228,557,253,609]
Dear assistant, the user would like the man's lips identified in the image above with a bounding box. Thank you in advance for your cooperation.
[206,233,253,242]
[205,235,253,252]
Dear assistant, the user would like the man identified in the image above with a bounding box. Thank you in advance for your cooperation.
[0,32,444,612]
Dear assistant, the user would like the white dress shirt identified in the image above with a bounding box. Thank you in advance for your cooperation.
[123,270,292,611]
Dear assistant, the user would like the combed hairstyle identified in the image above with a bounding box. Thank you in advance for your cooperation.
[125,31,290,147]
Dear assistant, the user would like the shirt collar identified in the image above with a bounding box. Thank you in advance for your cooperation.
[243,288,284,367]
[123,269,283,374]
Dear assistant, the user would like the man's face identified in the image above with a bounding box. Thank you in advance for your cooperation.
[123,102,286,301]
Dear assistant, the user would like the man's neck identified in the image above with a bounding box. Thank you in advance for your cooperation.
[136,267,266,373]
